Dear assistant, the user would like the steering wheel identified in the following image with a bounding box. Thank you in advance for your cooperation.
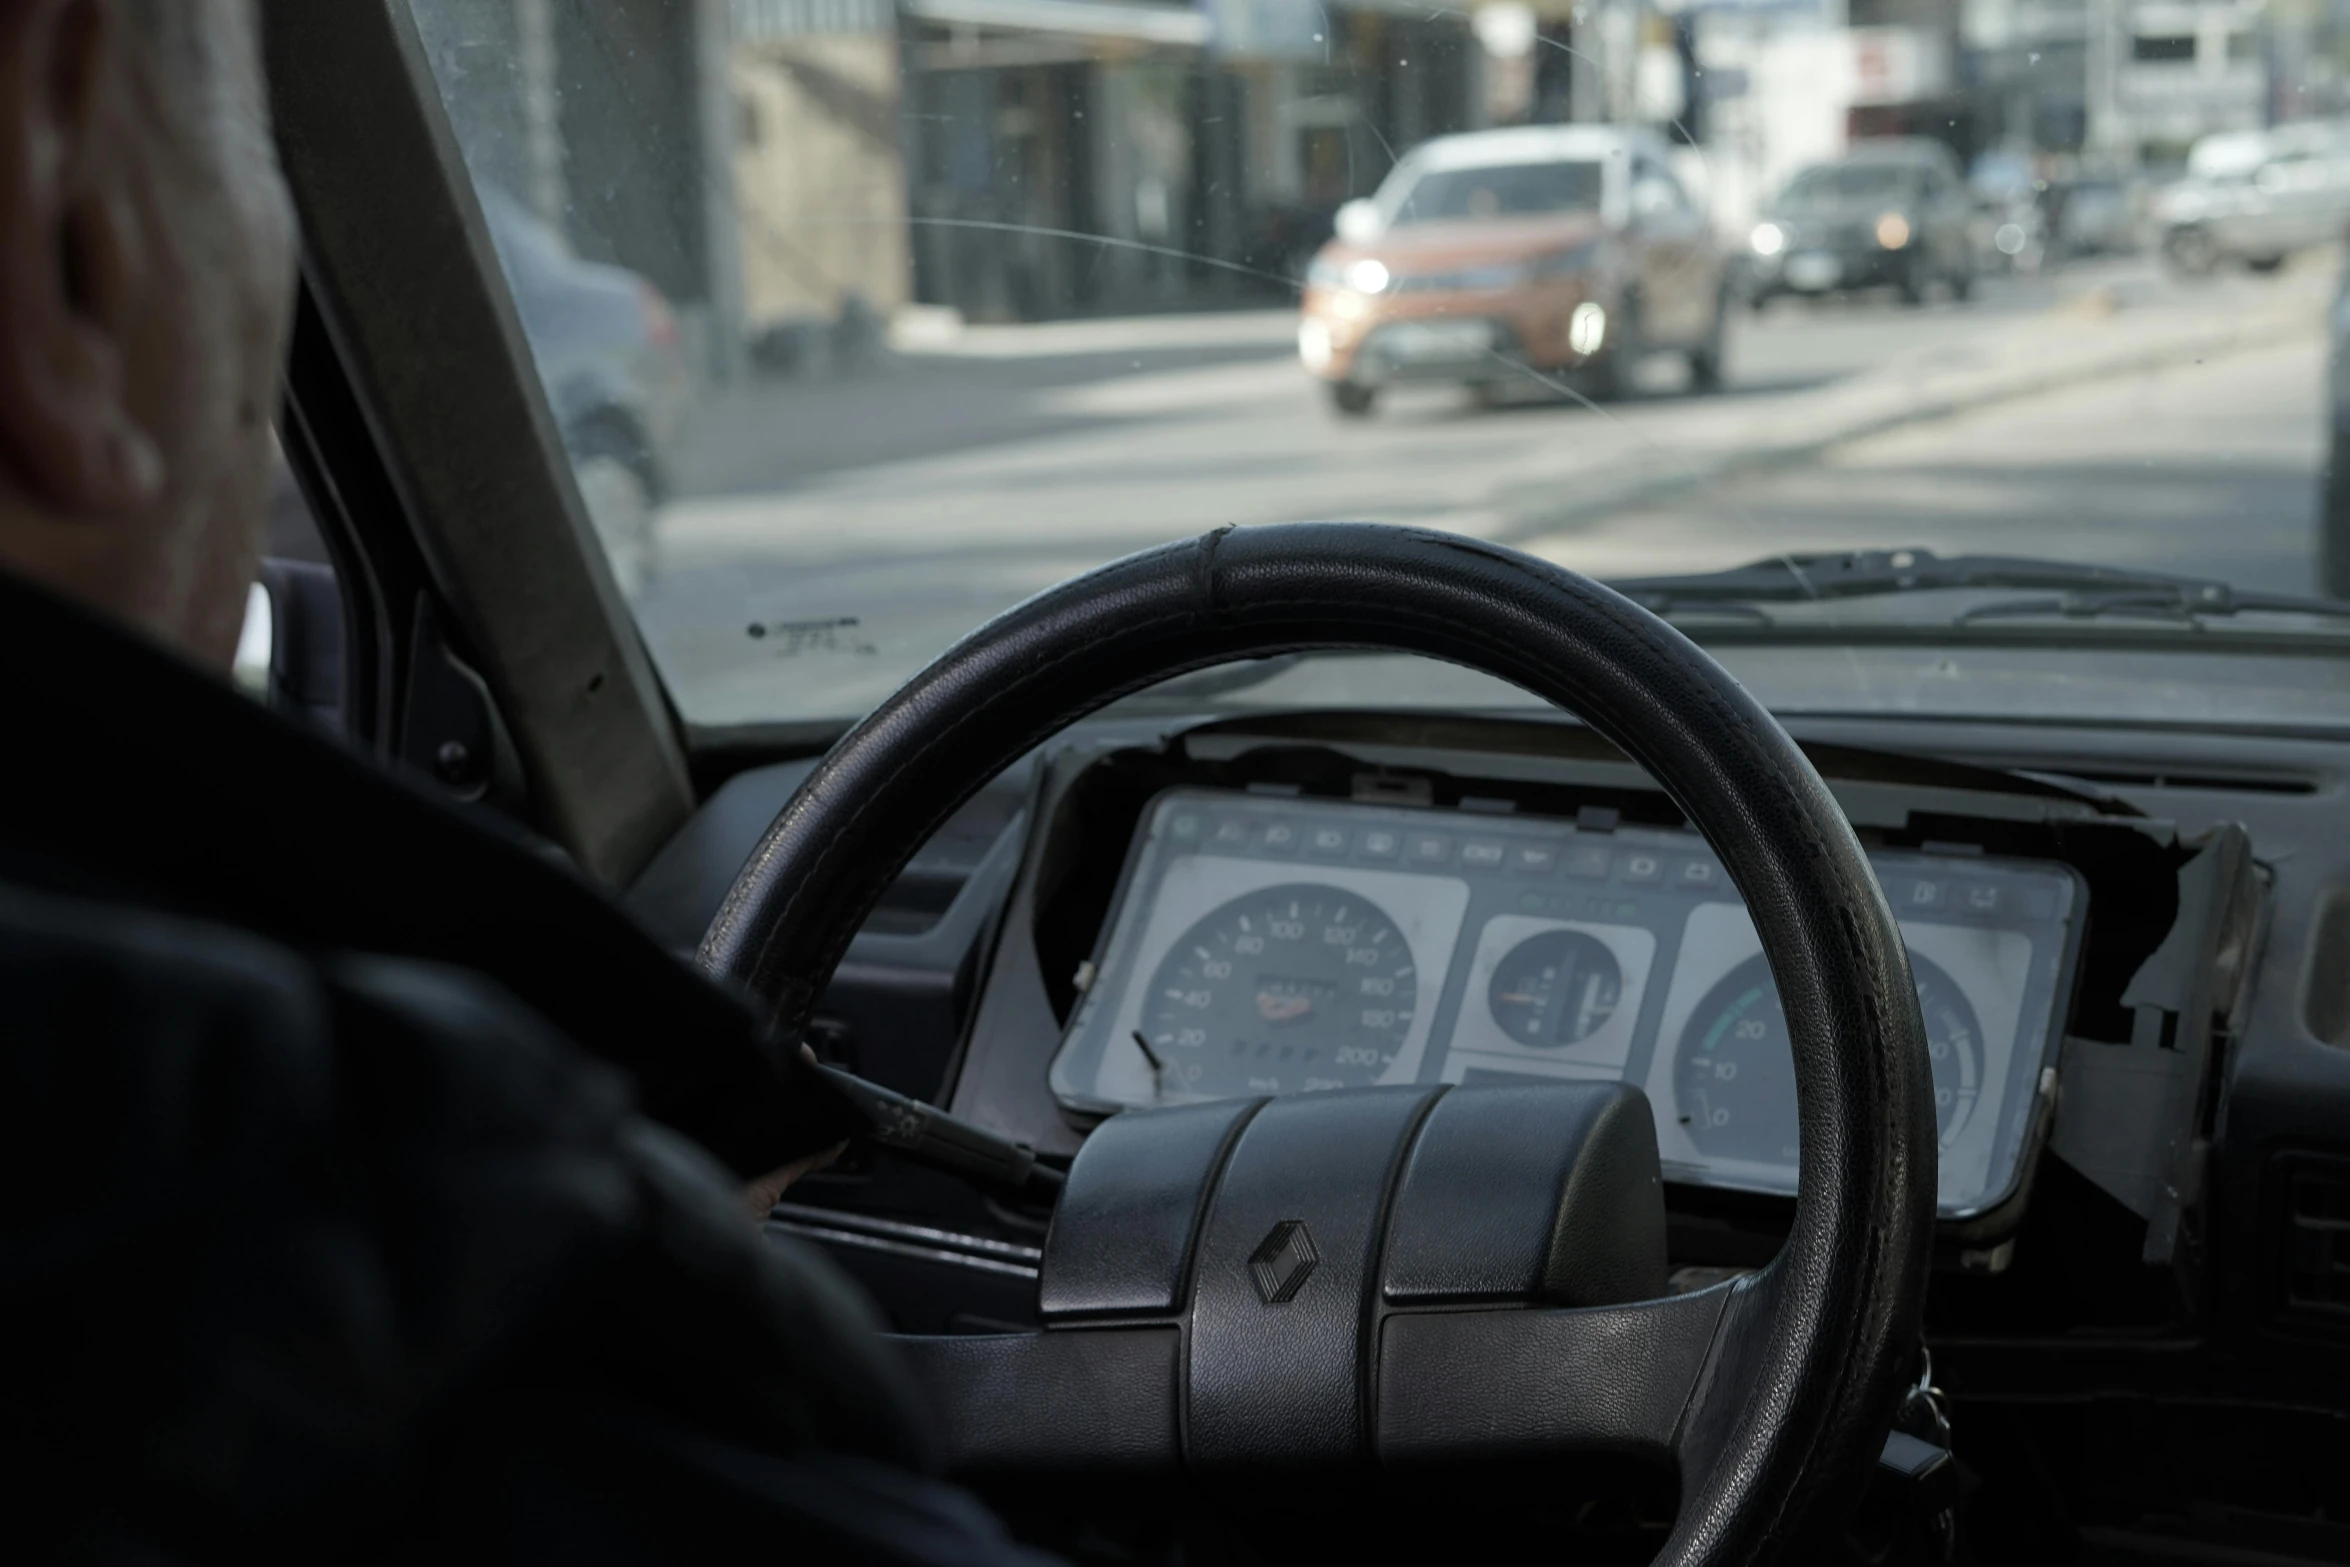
[699,523,1935,1566]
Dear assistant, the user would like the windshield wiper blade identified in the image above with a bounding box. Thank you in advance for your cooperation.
[1949,587,2350,626]
[1608,548,2350,623]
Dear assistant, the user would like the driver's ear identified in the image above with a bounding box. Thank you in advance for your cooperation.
[0,0,165,517]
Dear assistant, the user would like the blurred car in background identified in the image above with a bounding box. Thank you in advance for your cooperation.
[1298,125,1728,417]
[2053,171,2138,257]
[479,186,689,594]
[1967,149,2049,275]
[2155,122,2350,276]
[1746,139,1974,308]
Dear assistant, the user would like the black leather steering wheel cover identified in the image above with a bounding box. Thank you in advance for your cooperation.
[699,523,1934,1565]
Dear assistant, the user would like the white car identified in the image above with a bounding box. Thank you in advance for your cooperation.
[2156,121,2350,274]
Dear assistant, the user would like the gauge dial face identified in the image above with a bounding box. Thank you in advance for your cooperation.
[1138,883,1417,1097]
[1673,952,1983,1166]
[1486,929,1624,1047]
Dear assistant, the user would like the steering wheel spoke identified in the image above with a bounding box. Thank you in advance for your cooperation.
[891,1326,1184,1472]
[1375,1284,1737,1467]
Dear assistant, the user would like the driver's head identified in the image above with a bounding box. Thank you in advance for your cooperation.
[0,0,294,671]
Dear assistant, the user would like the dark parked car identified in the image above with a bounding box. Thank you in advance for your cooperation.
[479,186,689,595]
[1746,140,1975,308]
[2055,172,2138,257]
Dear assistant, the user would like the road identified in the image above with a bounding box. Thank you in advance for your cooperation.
[1524,334,2326,595]
[639,255,2336,724]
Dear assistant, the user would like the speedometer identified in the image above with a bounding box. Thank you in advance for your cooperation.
[1137,883,1417,1097]
[1673,952,1983,1166]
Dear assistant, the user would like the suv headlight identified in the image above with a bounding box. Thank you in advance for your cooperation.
[1750,222,1787,256]
[1298,317,1334,372]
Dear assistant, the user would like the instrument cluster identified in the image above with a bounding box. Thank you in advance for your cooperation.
[1049,789,2081,1218]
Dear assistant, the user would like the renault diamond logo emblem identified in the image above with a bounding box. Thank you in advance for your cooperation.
[1249,1219,1319,1305]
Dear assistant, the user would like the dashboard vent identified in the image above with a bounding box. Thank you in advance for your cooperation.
[2275,1155,2350,1329]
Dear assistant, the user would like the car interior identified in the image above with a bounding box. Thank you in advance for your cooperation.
[251,7,2350,1565]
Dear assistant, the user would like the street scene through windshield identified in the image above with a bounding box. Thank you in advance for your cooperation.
[409,0,2350,725]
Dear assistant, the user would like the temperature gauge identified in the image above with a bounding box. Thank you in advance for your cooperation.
[1486,928,1625,1047]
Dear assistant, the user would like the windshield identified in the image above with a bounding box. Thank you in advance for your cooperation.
[1391,160,1607,226]
[1777,163,1919,208]
[399,1,2350,730]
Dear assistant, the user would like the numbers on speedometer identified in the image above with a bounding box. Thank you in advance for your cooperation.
[1673,952,1982,1165]
[1139,884,1416,1097]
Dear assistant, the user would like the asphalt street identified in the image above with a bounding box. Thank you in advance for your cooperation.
[640,254,2338,725]
[1527,334,2327,595]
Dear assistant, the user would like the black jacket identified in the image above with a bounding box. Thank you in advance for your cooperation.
[0,571,1049,1563]
[0,570,855,1181]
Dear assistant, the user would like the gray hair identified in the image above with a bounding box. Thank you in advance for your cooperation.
[118,0,255,83]
[116,0,268,148]
[120,0,193,54]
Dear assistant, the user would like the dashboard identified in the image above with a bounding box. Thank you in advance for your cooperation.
[631,704,2344,1559]
[1049,788,2082,1218]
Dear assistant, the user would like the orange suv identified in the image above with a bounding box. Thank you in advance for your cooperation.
[1299,126,1729,417]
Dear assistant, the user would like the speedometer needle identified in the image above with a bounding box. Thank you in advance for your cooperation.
[1131,1031,1168,1074]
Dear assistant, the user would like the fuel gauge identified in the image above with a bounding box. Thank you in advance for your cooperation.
[1486,928,1624,1047]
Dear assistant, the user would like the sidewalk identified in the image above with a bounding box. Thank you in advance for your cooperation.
[890,307,1298,360]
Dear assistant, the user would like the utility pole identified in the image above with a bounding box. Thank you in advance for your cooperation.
[2084,0,2123,163]
[513,0,567,228]
[1572,0,1606,120]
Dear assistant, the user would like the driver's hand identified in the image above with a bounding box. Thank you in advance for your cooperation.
[742,1140,848,1220]
[741,1042,851,1219]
